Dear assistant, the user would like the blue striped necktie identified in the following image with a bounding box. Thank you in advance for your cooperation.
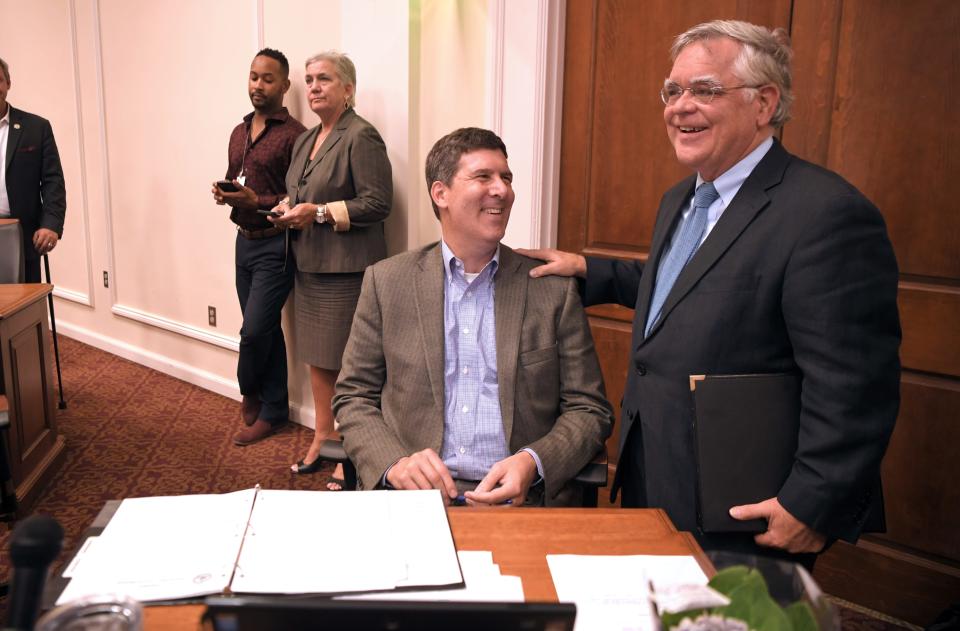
[644,181,719,336]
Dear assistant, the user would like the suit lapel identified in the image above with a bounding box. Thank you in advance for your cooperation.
[303,109,354,179]
[5,107,23,173]
[288,127,316,203]
[414,245,447,417]
[634,178,695,333]
[645,141,790,339]
[494,246,525,444]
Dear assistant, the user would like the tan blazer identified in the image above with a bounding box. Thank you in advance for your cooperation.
[334,244,614,505]
[287,109,392,273]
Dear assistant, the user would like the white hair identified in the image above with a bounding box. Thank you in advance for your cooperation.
[305,50,357,108]
[671,20,794,128]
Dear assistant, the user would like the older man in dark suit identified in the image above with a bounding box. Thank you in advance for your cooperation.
[0,56,66,283]
[335,128,613,506]
[521,20,900,560]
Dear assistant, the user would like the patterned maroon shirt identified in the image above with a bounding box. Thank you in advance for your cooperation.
[225,107,306,230]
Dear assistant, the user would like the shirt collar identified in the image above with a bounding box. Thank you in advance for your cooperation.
[242,107,291,125]
[697,135,774,208]
[441,240,500,282]
[0,106,9,126]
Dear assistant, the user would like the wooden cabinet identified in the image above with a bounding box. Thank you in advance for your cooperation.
[0,284,66,515]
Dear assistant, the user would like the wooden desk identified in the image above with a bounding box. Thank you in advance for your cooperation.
[140,507,711,630]
[0,284,66,515]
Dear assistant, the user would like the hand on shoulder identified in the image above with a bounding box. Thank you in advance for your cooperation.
[515,248,587,279]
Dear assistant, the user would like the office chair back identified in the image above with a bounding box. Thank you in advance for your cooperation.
[1,396,17,518]
[0,219,25,284]
[1,395,19,598]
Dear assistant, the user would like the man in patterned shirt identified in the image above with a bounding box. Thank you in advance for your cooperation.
[335,128,613,506]
[212,48,306,446]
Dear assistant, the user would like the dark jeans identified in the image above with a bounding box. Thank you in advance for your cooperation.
[235,232,293,425]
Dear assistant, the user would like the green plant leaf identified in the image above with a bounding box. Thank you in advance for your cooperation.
[708,565,752,595]
[719,569,768,618]
[750,595,792,631]
[670,565,820,631]
[785,601,819,631]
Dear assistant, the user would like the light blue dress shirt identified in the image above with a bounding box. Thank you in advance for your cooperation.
[673,136,775,246]
[439,242,543,483]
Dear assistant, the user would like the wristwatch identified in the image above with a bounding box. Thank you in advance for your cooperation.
[316,204,328,223]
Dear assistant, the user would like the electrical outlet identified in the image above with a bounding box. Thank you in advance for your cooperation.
[208,306,217,327]
[103,271,109,288]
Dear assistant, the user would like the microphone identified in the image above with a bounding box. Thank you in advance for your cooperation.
[6,515,64,631]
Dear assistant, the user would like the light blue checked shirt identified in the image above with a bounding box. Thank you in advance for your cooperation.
[440,242,543,482]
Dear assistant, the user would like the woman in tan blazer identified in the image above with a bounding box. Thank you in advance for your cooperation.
[269,51,392,487]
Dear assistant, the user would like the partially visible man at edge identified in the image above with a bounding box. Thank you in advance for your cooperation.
[0,55,66,283]
[212,48,306,446]
[335,127,614,506]
[520,20,900,564]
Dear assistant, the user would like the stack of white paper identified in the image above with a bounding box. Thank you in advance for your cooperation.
[547,554,707,631]
[340,550,525,602]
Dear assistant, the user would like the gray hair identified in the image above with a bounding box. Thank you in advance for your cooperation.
[0,57,9,83]
[305,50,356,108]
[671,20,793,128]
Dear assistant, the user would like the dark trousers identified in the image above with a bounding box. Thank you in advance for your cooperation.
[25,256,41,283]
[235,232,293,425]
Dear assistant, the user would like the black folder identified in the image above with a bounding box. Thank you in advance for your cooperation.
[203,597,577,631]
[690,373,800,533]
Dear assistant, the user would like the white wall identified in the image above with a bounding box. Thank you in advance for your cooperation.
[0,0,563,428]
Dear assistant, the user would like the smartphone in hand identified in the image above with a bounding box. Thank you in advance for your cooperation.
[216,180,240,193]
[257,209,281,218]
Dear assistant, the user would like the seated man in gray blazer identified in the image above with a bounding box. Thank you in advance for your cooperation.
[334,128,613,506]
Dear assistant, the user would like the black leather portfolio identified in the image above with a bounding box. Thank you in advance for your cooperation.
[690,373,800,533]
[203,596,577,631]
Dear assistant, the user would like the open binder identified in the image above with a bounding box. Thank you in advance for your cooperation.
[690,373,800,533]
[56,488,464,604]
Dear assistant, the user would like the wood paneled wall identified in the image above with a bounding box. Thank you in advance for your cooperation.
[559,1,960,624]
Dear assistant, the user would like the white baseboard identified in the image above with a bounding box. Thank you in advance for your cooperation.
[111,304,240,352]
[55,321,314,427]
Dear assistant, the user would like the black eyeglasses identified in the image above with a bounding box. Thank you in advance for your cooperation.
[660,82,759,105]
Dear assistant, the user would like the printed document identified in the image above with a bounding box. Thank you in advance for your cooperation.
[57,488,462,604]
[547,554,707,631]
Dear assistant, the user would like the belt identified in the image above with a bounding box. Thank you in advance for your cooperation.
[237,226,284,240]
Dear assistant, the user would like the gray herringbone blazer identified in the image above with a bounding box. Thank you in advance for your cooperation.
[287,108,392,273]
[334,243,614,504]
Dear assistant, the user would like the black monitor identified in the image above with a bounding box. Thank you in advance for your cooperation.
[202,596,577,631]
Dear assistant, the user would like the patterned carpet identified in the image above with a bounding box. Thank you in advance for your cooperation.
[0,336,917,630]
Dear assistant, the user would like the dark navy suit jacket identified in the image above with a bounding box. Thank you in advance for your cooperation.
[586,140,900,542]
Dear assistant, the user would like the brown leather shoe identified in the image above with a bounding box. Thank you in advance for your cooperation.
[241,396,261,426]
[233,419,275,446]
